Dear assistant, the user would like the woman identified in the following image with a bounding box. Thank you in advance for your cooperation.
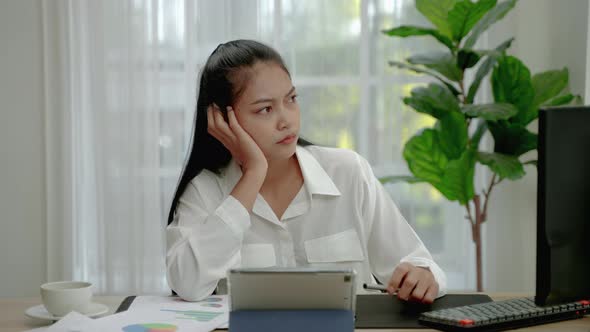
[166,39,446,303]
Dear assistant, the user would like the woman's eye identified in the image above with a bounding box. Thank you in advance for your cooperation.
[289,94,298,103]
[257,107,271,114]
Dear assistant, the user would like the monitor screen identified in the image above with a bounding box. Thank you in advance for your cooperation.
[536,106,590,305]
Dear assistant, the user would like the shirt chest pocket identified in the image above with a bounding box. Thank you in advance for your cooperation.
[240,243,276,268]
[304,229,365,263]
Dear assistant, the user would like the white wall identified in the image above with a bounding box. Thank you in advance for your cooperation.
[0,0,46,297]
[484,0,589,292]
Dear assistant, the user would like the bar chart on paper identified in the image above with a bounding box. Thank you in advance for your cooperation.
[107,295,230,331]
[199,297,224,308]
[160,308,224,322]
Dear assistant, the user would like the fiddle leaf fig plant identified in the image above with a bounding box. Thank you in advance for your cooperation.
[382,0,582,291]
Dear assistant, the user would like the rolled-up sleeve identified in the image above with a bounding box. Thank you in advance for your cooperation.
[356,154,447,298]
[166,180,250,301]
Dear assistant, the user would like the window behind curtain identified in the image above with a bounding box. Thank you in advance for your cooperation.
[65,0,474,294]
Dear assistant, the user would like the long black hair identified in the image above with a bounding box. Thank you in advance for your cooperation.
[167,40,311,225]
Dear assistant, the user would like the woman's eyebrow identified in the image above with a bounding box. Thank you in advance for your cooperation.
[249,86,296,105]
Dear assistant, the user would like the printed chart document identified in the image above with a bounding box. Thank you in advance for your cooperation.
[125,295,229,330]
[25,295,229,332]
[88,307,225,332]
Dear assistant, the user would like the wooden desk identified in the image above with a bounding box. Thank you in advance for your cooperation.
[1,295,589,332]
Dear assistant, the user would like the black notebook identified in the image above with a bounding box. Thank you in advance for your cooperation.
[355,294,493,328]
[116,293,493,329]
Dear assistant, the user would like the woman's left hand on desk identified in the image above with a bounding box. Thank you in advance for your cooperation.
[386,262,439,304]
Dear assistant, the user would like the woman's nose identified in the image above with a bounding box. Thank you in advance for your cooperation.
[276,106,291,130]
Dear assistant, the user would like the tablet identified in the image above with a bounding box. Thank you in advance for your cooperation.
[228,268,357,312]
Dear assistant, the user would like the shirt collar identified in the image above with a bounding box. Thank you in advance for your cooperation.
[295,145,341,197]
[221,145,341,197]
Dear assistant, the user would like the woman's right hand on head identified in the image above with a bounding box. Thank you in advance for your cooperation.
[207,104,268,175]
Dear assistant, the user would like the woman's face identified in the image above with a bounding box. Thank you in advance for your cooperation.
[232,61,300,163]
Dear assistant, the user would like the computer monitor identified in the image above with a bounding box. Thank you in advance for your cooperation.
[536,106,590,306]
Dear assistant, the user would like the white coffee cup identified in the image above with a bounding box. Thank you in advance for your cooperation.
[40,281,93,317]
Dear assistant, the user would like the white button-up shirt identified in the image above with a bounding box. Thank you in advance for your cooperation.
[166,145,447,301]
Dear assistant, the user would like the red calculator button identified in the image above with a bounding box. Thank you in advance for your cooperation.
[459,319,475,326]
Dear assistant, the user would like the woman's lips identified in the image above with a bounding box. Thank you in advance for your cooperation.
[277,134,296,144]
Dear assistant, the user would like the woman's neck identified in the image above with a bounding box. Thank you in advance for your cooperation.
[262,154,302,191]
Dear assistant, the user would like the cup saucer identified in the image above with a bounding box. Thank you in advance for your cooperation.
[25,302,109,321]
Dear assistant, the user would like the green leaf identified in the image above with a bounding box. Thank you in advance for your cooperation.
[416,0,457,38]
[523,160,537,167]
[407,52,462,82]
[488,121,537,156]
[492,55,535,125]
[448,0,497,41]
[403,129,449,183]
[468,59,497,104]
[544,93,575,107]
[462,103,518,121]
[473,49,505,57]
[458,48,507,70]
[388,61,461,96]
[463,0,518,49]
[471,119,488,149]
[466,38,514,103]
[437,112,468,159]
[379,175,426,184]
[436,149,476,204]
[477,151,525,180]
[532,68,569,107]
[403,130,476,204]
[457,49,481,70]
[388,60,445,79]
[403,83,461,119]
[382,26,455,50]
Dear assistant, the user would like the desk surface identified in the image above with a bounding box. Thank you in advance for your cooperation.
[1,294,589,332]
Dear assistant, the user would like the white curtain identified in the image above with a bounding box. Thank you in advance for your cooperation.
[43,0,474,295]
[44,0,167,294]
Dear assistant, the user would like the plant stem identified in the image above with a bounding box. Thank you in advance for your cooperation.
[459,77,466,104]
[469,172,501,292]
[482,173,499,222]
[460,66,485,291]
[465,201,475,226]
[473,195,483,292]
